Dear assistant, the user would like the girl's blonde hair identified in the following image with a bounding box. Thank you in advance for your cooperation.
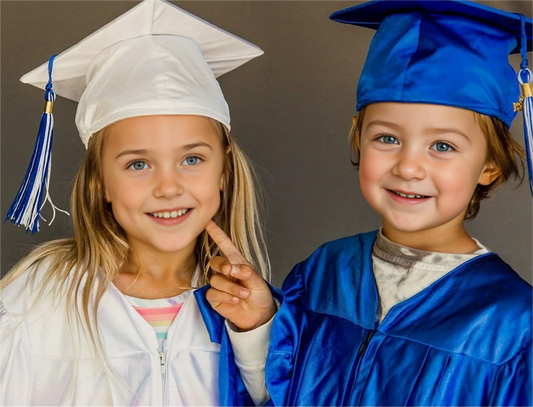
[348,106,526,219]
[1,118,269,354]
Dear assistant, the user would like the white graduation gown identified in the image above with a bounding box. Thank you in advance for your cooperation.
[0,266,222,406]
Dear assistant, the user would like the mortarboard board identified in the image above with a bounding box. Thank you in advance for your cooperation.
[6,0,264,233]
[330,0,533,194]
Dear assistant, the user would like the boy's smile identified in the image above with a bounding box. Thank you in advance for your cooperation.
[359,103,498,251]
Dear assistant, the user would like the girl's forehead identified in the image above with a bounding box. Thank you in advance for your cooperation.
[103,115,223,151]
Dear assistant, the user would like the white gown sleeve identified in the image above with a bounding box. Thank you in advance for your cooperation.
[225,316,274,406]
[0,301,32,406]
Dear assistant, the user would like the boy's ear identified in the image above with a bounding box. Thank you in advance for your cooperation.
[478,163,501,186]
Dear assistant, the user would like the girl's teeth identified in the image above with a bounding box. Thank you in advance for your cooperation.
[151,209,189,218]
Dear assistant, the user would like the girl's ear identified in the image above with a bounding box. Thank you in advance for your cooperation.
[478,163,501,186]
[104,188,111,203]
[220,145,231,191]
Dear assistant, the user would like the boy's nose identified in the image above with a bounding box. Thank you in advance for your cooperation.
[392,151,427,181]
[154,170,185,198]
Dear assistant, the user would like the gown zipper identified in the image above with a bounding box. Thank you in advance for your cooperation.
[359,329,375,356]
[343,329,376,405]
[160,340,167,404]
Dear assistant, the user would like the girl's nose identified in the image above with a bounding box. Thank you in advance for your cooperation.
[154,170,184,199]
[391,150,427,181]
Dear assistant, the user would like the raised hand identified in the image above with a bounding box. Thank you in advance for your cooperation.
[205,220,276,331]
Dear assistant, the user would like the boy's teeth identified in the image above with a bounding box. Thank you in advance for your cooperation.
[394,191,425,199]
[151,209,189,218]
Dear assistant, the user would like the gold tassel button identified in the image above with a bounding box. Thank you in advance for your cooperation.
[514,96,524,112]
[522,82,533,98]
[44,101,54,114]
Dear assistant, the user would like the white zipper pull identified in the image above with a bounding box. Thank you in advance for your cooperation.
[159,351,166,376]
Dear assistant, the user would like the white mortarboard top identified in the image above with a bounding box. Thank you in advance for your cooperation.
[7,0,264,233]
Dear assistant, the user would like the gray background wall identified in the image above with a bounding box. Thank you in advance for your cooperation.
[2,1,532,286]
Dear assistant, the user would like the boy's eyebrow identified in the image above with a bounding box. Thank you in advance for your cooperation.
[365,120,402,131]
[366,121,470,141]
[423,126,470,141]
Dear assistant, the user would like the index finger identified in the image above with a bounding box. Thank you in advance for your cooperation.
[205,220,249,265]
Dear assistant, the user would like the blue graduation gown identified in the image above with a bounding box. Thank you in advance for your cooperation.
[194,288,255,406]
[266,231,532,406]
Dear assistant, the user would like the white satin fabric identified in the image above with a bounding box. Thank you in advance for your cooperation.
[19,0,264,145]
[0,266,221,406]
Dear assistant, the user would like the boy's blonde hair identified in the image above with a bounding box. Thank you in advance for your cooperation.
[349,106,526,220]
[1,119,269,355]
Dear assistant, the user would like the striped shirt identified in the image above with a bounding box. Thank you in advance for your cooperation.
[124,291,190,349]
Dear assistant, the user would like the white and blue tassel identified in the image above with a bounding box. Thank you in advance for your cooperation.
[515,15,533,196]
[5,55,69,233]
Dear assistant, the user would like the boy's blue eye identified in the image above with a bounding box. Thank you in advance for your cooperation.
[378,135,398,144]
[130,161,148,171]
[432,142,453,152]
[183,156,201,166]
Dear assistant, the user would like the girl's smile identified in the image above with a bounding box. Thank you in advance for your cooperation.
[102,115,225,256]
[147,207,193,225]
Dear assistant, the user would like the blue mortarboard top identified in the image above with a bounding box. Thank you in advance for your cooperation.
[330,0,532,128]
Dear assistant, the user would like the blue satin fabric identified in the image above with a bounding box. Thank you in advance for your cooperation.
[357,11,518,127]
[195,287,254,406]
[266,231,532,406]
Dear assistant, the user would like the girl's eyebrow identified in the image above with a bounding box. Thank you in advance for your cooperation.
[115,142,213,159]
[115,149,148,159]
[180,142,213,151]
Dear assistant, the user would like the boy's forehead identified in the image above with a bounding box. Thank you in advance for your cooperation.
[363,103,482,131]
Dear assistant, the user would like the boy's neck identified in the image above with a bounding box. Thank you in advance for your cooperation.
[381,222,480,254]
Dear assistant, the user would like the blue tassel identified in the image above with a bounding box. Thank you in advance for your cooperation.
[518,68,533,196]
[5,55,69,233]
[516,15,533,196]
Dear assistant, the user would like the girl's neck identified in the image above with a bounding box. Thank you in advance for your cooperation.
[114,241,198,299]
[382,222,480,254]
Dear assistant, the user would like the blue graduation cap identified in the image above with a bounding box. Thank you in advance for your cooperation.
[330,0,533,194]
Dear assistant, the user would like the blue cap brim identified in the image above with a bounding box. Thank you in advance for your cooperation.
[330,0,532,54]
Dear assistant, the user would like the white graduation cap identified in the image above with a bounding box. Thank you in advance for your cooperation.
[7,0,263,233]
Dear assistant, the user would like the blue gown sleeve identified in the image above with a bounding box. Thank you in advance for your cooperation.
[489,342,532,406]
[265,262,305,407]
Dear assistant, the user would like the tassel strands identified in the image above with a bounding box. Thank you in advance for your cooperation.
[518,68,533,195]
[515,14,533,196]
[5,54,69,233]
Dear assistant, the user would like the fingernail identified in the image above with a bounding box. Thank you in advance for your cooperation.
[230,265,239,276]
[232,297,240,303]
[240,289,249,298]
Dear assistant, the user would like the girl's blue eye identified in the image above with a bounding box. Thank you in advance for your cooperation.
[183,156,201,166]
[432,142,453,152]
[130,161,148,171]
[378,135,398,144]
